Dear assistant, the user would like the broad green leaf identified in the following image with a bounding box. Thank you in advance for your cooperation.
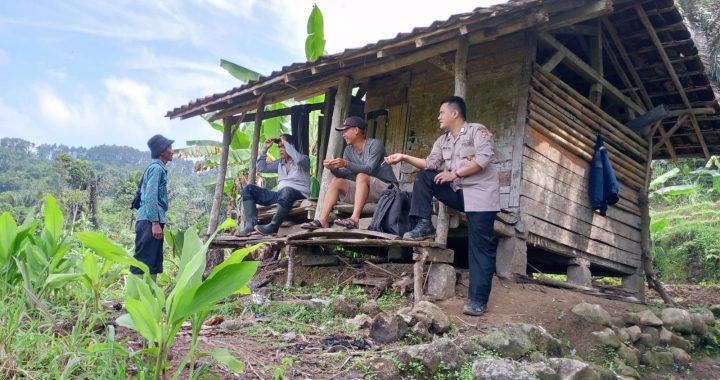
[654,184,699,196]
[232,129,251,149]
[75,232,149,274]
[175,262,259,319]
[116,313,137,332]
[650,218,669,234]
[44,194,64,243]
[210,348,246,373]
[216,218,237,231]
[0,212,17,262]
[305,5,325,61]
[206,244,261,282]
[124,298,162,343]
[219,59,261,83]
[187,140,222,147]
[44,273,84,290]
[649,167,680,190]
[713,174,720,193]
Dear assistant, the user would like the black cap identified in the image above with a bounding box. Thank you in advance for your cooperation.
[147,134,174,158]
[335,116,366,131]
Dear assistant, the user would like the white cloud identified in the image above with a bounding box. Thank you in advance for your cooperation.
[0,48,9,66]
[35,85,72,123]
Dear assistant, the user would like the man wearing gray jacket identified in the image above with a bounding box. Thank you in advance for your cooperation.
[239,134,310,235]
[301,116,397,229]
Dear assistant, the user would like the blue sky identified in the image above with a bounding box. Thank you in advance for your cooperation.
[0,0,501,150]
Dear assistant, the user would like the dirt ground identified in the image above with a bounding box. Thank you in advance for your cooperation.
[116,262,720,379]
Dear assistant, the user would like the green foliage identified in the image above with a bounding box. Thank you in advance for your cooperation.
[110,219,259,379]
[219,59,262,83]
[651,202,720,283]
[305,5,326,61]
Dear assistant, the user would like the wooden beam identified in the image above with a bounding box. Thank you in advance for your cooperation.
[538,0,613,31]
[542,50,565,71]
[635,5,710,160]
[207,118,235,235]
[601,31,644,110]
[588,20,603,105]
[625,104,670,137]
[314,77,353,219]
[248,94,265,185]
[653,114,689,152]
[537,32,644,114]
[427,56,454,74]
[601,17,653,110]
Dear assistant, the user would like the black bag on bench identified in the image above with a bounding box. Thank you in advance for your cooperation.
[368,184,412,236]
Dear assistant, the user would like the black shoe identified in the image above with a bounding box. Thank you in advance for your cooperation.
[463,301,487,316]
[403,218,436,240]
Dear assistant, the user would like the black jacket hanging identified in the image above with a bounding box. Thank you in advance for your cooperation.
[589,135,620,215]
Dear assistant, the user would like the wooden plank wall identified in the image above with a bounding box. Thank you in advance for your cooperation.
[365,33,529,208]
[522,67,647,272]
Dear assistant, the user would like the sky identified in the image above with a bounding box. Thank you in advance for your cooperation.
[0,0,503,151]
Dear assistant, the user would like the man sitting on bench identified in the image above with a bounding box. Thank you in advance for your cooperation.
[239,134,310,236]
[301,116,397,230]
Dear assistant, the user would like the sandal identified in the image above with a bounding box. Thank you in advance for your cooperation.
[335,218,359,229]
[300,219,326,230]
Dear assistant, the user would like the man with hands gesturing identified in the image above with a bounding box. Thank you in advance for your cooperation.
[384,96,500,317]
[238,134,310,236]
[301,116,397,230]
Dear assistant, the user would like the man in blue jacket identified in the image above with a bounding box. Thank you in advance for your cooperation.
[131,134,173,277]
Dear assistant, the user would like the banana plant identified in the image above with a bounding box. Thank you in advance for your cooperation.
[104,218,260,379]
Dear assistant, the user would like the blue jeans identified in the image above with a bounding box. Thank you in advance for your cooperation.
[409,170,497,305]
[242,184,305,209]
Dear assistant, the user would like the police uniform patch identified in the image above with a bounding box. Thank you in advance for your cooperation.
[479,129,490,139]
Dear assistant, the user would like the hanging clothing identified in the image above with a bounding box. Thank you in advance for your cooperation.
[589,135,620,215]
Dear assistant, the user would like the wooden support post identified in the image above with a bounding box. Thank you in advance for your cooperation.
[435,37,469,247]
[413,248,428,304]
[317,88,337,179]
[207,117,235,235]
[315,77,353,219]
[248,95,266,186]
[639,131,677,305]
[635,5,710,160]
[588,20,603,105]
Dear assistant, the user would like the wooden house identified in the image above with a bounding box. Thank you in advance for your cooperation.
[166,0,720,300]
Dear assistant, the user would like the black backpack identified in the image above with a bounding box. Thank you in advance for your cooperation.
[130,163,161,210]
[368,184,412,236]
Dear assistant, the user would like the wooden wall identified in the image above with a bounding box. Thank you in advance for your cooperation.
[522,65,648,274]
[365,33,531,208]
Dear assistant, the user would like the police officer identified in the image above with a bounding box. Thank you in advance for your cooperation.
[384,96,500,316]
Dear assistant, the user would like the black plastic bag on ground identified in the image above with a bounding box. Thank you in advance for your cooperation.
[368,184,412,236]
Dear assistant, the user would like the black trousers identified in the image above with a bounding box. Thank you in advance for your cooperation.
[409,170,498,304]
[242,184,305,210]
[131,220,164,275]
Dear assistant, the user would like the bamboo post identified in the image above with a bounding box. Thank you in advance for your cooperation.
[316,88,337,180]
[314,77,353,219]
[588,20,603,105]
[206,117,234,236]
[248,95,266,186]
[640,131,678,306]
[435,37,469,247]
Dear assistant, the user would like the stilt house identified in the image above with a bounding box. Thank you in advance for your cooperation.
[167,0,720,299]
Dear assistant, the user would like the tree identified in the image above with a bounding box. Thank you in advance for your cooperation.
[677,0,720,87]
